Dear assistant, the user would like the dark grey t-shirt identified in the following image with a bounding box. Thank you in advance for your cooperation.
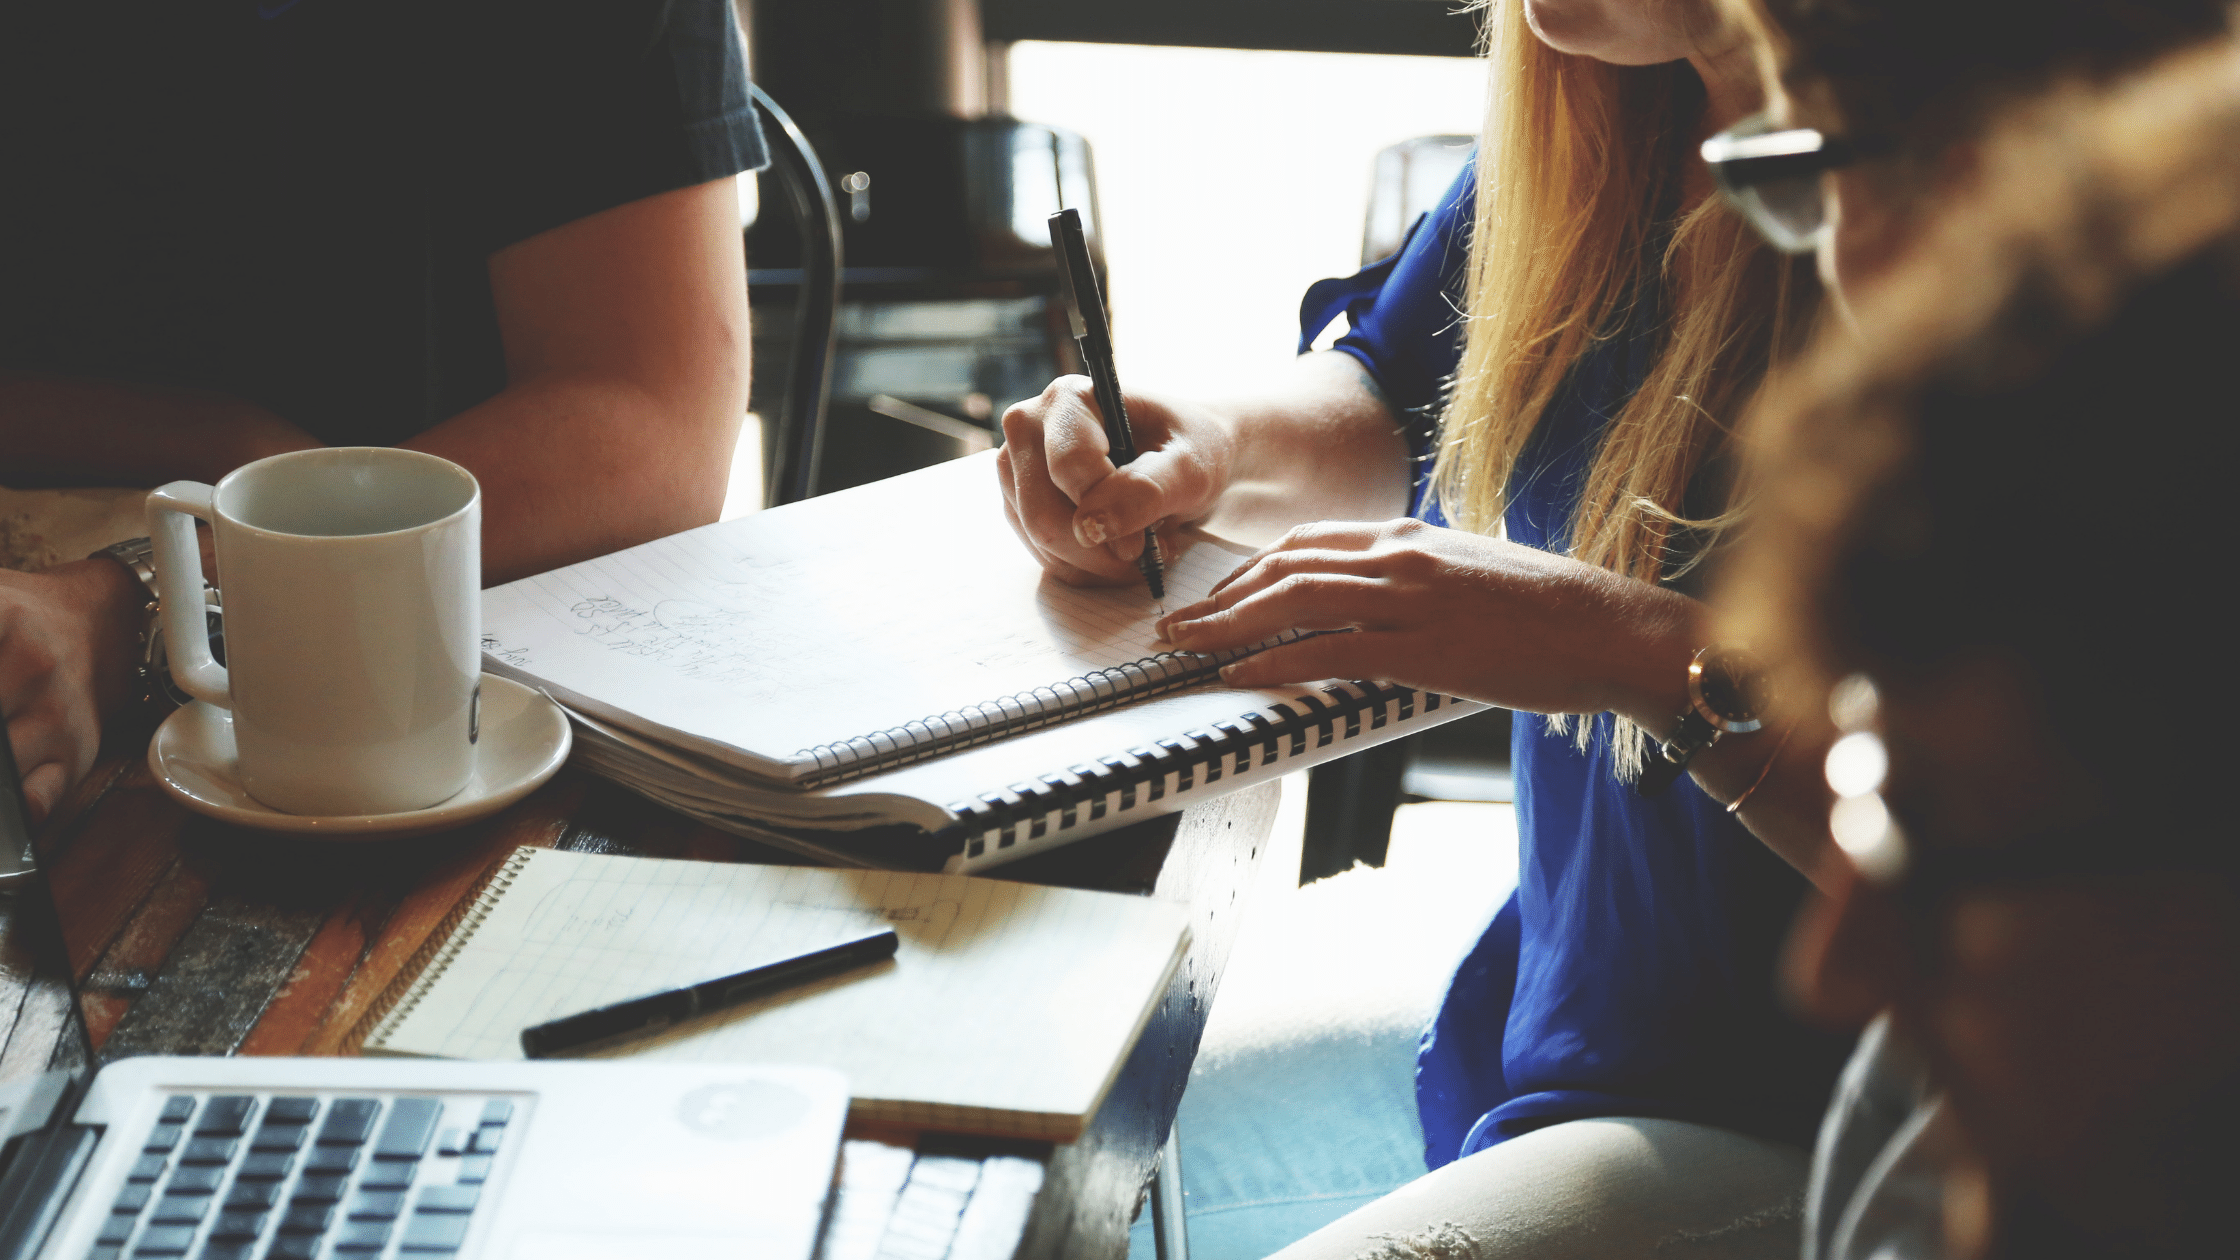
[0,0,767,446]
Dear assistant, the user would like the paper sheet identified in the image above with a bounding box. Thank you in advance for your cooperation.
[482,454,1253,779]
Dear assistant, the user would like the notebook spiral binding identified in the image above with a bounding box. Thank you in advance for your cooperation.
[349,847,540,1052]
[796,631,1311,788]
[937,679,1453,861]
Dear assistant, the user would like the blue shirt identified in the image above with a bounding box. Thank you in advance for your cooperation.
[1302,164,1848,1165]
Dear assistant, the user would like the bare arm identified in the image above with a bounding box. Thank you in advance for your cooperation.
[999,343,1836,876]
[1,176,747,585]
[409,176,749,584]
[0,379,308,824]
[0,374,320,487]
[1155,517,1838,883]
[1702,714,1839,885]
[1600,614,1839,883]
[1,177,749,820]
[997,351,1411,585]
[1197,352,1415,544]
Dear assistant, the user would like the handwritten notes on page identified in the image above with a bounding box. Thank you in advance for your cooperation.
[363,848,1190,1140]
[481,451,1252,781]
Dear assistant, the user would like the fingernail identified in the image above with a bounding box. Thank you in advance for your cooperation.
[1076,515,1108,547]
[1218,664,1239,683]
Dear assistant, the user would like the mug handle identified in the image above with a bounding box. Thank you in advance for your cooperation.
[147,481,229,709]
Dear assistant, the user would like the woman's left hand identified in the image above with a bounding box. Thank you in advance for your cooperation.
[1157,518,1700,720]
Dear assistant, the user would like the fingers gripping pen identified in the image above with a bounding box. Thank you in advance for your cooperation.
[1048,208,1167,603]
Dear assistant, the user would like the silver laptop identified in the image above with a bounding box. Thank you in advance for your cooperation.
[0,737,849,1260]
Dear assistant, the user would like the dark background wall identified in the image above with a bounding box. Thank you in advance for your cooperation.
[745,0,1480,125]
[980,0,1481,58]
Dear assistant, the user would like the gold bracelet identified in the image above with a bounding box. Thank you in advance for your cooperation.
[1725,722,1796,815]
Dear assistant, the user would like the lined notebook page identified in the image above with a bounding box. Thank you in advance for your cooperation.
[365,849,1191,1140]
[481,452,1252,780]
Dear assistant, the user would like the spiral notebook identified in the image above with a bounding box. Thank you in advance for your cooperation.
[353,847,1192,1142]
[481,453,1485,870]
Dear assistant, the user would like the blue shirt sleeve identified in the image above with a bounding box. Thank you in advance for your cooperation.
[1297,158,1475,484]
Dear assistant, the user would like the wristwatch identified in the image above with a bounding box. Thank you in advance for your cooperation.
[92,536,223,709]
[1635,645,1770,796]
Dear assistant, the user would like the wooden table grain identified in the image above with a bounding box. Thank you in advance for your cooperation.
[2,722,1279,1260]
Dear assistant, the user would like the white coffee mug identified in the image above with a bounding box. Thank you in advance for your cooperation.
[149,448,482,816]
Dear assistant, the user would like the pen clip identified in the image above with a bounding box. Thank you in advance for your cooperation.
[1053,258,1088,342]
[1048,208,1095,342]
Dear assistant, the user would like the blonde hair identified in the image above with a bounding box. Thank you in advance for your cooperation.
[1428,0,1801,771]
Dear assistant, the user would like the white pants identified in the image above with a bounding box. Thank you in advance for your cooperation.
[1262,1117,1810,1260]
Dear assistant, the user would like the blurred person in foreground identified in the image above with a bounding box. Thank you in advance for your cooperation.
[1721,38,2240,1260]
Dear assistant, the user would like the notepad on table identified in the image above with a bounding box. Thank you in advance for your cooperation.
[355,847,1191,1142]
[480,452,1485,871]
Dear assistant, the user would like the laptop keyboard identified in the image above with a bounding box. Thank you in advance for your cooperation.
[89,1091,517,1260]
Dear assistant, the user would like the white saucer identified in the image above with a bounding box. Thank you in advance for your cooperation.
[149,673,572,838]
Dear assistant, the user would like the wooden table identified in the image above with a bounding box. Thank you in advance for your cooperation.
[1,724,1280,1260]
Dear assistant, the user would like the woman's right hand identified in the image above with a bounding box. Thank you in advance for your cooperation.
[996,375,1234,587]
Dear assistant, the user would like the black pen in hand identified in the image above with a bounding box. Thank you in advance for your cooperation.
[519,926,899,1059]
[1048,208,1167,606]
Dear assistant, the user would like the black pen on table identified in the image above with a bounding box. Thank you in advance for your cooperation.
[519,926,899,1059]
[1048,207,1167,606]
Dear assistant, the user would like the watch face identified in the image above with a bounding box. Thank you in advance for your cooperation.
[1693,649,1772,729]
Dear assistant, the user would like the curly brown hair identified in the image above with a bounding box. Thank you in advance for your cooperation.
[1721,38,2240,811]
[1739,0,2228,148]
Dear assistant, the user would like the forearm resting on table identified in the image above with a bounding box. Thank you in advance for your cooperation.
[0,371,319,487]
[1161,352,1840,881]
[405,373,740,586]
[1198,352,1413,538]
[439,176,748,587]
[0,368,734,587]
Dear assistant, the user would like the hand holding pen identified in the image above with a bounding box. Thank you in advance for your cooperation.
[1046,209,1168,605]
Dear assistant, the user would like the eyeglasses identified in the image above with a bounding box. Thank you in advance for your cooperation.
[1700,113,1890,254]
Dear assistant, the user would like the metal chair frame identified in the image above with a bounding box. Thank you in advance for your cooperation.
[749,86,845,508]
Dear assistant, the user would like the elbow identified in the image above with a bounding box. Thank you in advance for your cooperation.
[652,254,753,532]
[652,339,750,534]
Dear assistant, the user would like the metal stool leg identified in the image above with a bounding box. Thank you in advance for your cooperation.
[1299,736,1412,884]
[1150,1121,1190,1260]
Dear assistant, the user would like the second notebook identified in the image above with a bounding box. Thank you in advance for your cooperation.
[357,847,1191,1141]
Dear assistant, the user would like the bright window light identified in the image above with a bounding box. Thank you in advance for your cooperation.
[1007,42,1486,399]
[721,412,764,521]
